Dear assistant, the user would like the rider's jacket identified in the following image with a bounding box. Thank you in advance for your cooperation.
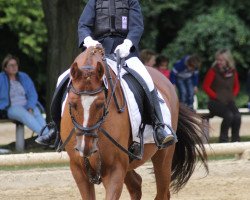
[94,0,129,39]
[78,0,144,56]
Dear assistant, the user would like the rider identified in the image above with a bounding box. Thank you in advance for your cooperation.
[35,0,175,150]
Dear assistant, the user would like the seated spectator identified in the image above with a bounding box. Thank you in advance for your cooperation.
[170,54,201,109]
[139,49,156,67]
[155,55,170,79]
[247,69,250,110]
[203,49,241,143]
[0,54,54,141]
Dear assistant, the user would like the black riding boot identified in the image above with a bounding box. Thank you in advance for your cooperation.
[35,123,58,146]
[151,89,175,149]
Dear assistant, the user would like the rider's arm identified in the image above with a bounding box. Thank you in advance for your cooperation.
[126,0,144,48]
[78,0,96,48]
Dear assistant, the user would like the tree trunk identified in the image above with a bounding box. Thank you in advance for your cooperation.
[42,0,83,119]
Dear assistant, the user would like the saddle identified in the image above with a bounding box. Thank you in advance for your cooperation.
[123,66,153,125]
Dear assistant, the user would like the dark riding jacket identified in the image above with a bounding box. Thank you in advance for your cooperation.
[78,0,144,57]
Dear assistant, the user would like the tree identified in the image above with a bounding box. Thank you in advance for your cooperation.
[163,7,250,73]
[140,0,189,51]
[42,0,83,114]
[0,0,47,61]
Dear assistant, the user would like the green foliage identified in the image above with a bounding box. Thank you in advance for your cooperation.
[196,89,209,109]
[163,7,250,72]
[0,0,47,61]
[140,0,189,50]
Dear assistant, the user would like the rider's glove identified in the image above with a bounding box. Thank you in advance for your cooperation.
[83,36,100,48]
[115,39,133,58]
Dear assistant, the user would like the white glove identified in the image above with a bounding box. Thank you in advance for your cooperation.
[115,39,133,58]
[83,36,100,48]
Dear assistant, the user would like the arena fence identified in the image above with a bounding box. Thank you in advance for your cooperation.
[0,142,250,166]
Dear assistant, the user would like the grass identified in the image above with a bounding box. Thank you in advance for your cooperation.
[208,135,250,143]
[0,163,69,171]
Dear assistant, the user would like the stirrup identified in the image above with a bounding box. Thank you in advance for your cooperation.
[39,121,57,137]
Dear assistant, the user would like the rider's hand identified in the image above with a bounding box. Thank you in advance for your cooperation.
[83,36,100,48]
[115,39,133,58]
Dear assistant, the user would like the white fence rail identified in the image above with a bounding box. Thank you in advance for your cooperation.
[204,142,250,157]
[0,152,69,166]
[1,142,250,166]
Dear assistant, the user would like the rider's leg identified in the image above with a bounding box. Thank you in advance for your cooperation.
[35,69,70,146]
[125,57,175,148]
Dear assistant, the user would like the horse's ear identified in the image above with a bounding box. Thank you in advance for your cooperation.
[70,62,81,80]
[96,61,104,80]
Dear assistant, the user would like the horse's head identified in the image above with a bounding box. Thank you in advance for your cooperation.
[68,46,106,157]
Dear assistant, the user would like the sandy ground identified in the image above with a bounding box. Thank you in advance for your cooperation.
[0,159,250,200]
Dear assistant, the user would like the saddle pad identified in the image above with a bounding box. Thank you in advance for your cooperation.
[106,58,172,144]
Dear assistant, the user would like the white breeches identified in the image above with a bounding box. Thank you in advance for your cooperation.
[125,57,154,91]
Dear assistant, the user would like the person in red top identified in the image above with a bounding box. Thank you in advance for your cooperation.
[155,55,170,79]
[203,49,241,143]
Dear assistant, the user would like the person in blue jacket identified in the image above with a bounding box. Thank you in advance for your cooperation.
[170,54,201,109]
[36,0,176,150]
[0,54,54,138]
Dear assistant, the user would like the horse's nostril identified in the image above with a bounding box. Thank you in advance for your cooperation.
[75,147,79,152]
[92,149,97,154]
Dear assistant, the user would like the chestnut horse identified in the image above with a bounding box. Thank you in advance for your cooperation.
[60,46,208,200]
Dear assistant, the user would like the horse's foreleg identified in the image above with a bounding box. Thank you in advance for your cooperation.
[102,166,126,200]
[70,160,95,200]
[124,170,142,200]
[151,145,175,200]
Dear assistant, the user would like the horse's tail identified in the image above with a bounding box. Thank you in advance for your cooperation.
[171,103,208,192]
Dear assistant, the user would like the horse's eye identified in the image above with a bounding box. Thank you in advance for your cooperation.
[95,101,104,109]
[69,102,77,110]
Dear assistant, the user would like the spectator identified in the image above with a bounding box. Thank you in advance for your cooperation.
[155,55,170,79]
[0,54,54,140]
[203,49,241,143]
[139,49,156,67]
[170,54,201,109]
[246,69,250,110]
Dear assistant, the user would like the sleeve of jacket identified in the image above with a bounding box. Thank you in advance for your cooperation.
[78,0,96,47]
[127,0,144,48]
[202,68,217,99]
[233,71,240,96]
[192,70,199,87]
[23,73,38,110]
[170,69,177,84]
[169,61,182,84]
